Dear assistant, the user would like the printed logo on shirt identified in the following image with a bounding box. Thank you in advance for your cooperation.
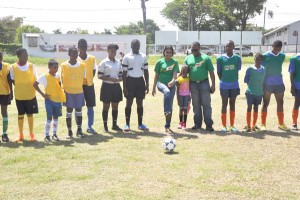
[224,65,235,71]
[194,61,205,68]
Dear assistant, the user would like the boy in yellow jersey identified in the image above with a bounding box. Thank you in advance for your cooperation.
[0,52,13,142]
[34,59,66,142]
[10,48,38,142]
[61,47,87,139]
[77,39,97,134]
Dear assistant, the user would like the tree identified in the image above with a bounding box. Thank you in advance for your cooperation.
[101,29,112,35]
[15,25,44,43]
[53,28,62,34]
[66,28,89,34]
[0,16,23,43]
[129,0,149,34]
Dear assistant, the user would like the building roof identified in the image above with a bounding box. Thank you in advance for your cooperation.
[264,20,300,36]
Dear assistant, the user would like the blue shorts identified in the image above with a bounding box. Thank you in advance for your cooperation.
[246,93,263,106]
[45,99,62,118]
[292,88,300,97]
[178,95,190,109]
[64,92,85,109]
[264,84,285,94]
[220,88,240,98]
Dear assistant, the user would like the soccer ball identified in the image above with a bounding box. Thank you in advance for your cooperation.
[162,138,176,152]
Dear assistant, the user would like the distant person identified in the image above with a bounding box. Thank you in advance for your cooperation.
[61,47,88,139]
[0,52,13,142]
[98,44,123,132]
[122,39,149,132]
[77,39,97,134]
[217,40,241,133]
[184,41,215,131]
[34,59,66,142]
[152,46,179,132]
[243,53,265,132]
[289,53,300,130]
[261,40,289,131]
[10,48,38,142]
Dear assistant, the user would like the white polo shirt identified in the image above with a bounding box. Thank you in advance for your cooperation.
[98,57,122,84]
[122,52,148,78]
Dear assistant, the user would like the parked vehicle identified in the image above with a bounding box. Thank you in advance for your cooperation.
[233,47,254,56]
[186,46,215,56]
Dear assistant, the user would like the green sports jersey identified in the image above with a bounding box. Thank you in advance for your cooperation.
[184,53,214,81]
[289,55,300,83]
[244,66,265,96]
[217,54,241,82]
[263,51,285,76]
[154,58,179,85]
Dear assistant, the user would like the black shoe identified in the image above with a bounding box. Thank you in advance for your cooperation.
[191,125,201,130]
[112,125,122,131]
[52,134,60,141]
[104,125,108,133]
[44,136,51,143]
[2,134,9,142]
[206,126,214,132]
[66,130,73,139]
[292,124,298,131]
[76,128,84,138]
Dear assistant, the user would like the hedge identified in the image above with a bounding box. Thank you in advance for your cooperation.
[0,43,22,55]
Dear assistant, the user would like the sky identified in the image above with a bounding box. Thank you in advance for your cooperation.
[0,0,299,34]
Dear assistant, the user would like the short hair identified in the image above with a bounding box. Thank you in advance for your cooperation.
[273,40,283,48]
[78,38,87,46]
[107,44,119,50]
[68,47,77,53]
[131,39,140,45]
[48,59,58,67]
[255,52,263,60]
[16,47,27,56]
[163,46,174,56]
[181,65,188,71]
[192,41,200,48]
[226,40,234,46]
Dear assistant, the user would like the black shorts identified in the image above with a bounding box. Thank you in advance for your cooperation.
[0,95,11,105]
[83,84,96,107]
[16,97,39,115]
[100,82,123,103]
[126,76,145,99]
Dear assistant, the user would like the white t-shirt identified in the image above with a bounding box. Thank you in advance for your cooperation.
[98,57,122,84]
[10,62,38,80]
[122,52,148,78]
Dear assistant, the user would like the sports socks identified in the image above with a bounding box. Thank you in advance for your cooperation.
[125,107,131,125]
[3,117,8,135]
[75,111,82,129]
[45,120,51,136]
[252,112,258,127]
[221,113,226,127]
[66,112,72,131]
[102,110,108,130]
[87,106,94,129]
[112,110,118,126]
[137,107,143,126]
[292,109,298,125]
[230,110,235,126]
[53,119,58,135]
[246,112,251,127]
[277,112,284,125]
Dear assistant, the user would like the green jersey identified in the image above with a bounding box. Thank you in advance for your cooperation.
[154,58,179,85]
[263,51,285,76]
[244,65,265,96]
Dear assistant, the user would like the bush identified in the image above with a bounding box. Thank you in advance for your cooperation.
[0,43,22,55]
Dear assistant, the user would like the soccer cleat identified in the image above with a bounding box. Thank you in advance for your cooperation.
[112,125,122,131]
[292,124,298,131]
[15,134,24,142]
[229,126,238,133]
[29,133,35,142]
[221,126,227,133]
[278,124,290,131]
[138,124,149,131]
[178,122,183,129]
[261,124,267,132]
[66,130,73,139]
[76,128,84,138]
[44,136,51,143]
[242,126,251,133]
[87,127,98,135]
[2,134,9,142]
[52,134,60,141]
[123,125,130,132]
[252,125,260,132]
[181,123,186,130]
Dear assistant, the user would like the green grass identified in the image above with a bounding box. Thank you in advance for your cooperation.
[0,63,299,199]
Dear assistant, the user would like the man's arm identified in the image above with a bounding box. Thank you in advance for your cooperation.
[144,69,149,94]
[209,70,215,94]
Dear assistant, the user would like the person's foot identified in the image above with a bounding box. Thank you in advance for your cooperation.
[138,124,149,131]
[15,134,24,142]
[165,127,174,133]
[191,125,201,130]
[87,127,98,135]
[76,128,84,138]
[2,134,9,142]
[44,136,51,143]
[29,133,35,142]
[261,124,267,132]
[181,123,186,130]
[242,126,251,133]
[123,125,130,132]
[278,124,290,131]
[229,126,238,133]
[66,130,73,139]
[221,126,227,133]
[112,125,122,131]
[206,126,214,132]
[292,124,298,131]
[178,122,183,129]
[52,134,60,141]
[252,125,260,132]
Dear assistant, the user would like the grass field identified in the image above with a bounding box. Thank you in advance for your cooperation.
[0,58,300,199]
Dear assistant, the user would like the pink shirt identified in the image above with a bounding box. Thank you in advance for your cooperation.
[177,76,190,96]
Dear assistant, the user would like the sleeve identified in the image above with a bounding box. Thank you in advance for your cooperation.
[244,68,250,83]
[32,64,38,79]
[174,60,180,72]
[143,55,148,70]
[37,74,47,87]
[216,57,222,73]
[289,57,296,74]
[122,55,129,71]
[97,60,105,79]
[206,57,214,71]
[9,65,14,80]
[154,60,161,74]
[237,56,242,71]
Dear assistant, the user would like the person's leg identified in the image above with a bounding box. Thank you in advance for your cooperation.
[252,104,259,130]
[190,82,202,129]
[274,92,284,124]
[66,107,73,138]
[87,106,94,129]
[52,116,59,141]
[75,108,83,137]
[1,105,9,141]
[199,80,213,130]
[136,98,148,130]
[229,97,237,127]
[261,91,271,128]
[111,103,122,130]
[125,98,133,130]
[102,103,110,132]
[27,114,35,141]
[246,104,252,131]
[221,94,228,130]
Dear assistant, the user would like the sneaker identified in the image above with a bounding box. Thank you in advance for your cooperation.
[278,124,290,131]
[242,126,251,133]
[44,136,51,143]
[221,126,227,133]
[138,124,149,131]
[178,122,183,129]
[181,123,186,130]
[112,125,122,131]
[15,134,24,142]
[66,130,73,139]
[206,126,214,132]
[252,125,260,132]
[2,134,9,142]
[123,125,130,132]
[191,125,201,130]
[52,134,60,141]
[76,128,84,138]
[87,127,98,135]
[292,124,298,131]
[229,126,238,133]
[29,133,35,142]
[261,124,267,132]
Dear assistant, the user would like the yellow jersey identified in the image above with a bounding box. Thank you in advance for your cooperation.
[0,62,11,95]
[61,61,86,94]
[78,54,96,86]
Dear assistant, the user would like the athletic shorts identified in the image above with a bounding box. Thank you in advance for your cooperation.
[264,84,285,94]
[178,95,190,109]
[16,97,39,115]
[220,88,240,98]
[125,76,146,99]
[83,84,96,107]
[64,92,85,109]
[293,88,300,98]
[245,92,263,106]
[0,95,11,105]
[100,82,123,103]
[45,99,62,118]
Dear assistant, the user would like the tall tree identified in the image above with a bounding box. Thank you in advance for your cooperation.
[0,16,23,43]
[53,28,62,34]
[15,25,44,43]
[129,0,149,34]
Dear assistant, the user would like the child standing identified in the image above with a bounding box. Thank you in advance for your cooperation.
[33,59,66,142]
[10,48,38,142]
[176,65,190,130]
[243,53,265,132]
[0,52,13,142]
[61,47,88,139]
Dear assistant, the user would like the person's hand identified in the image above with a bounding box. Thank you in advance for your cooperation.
[123,87,128,97]
[152,88,156,96]
[210,85,215,94]
[145,84,149,94]
[291,85,296,95]
[9,92,13,101]
[167,80,175,88]
[43,94,50,100]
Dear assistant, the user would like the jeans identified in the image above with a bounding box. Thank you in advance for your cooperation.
[190,79,213,127]
[157,81,176,114]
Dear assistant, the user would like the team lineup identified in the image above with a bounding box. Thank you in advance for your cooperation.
[0,38,300,143]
